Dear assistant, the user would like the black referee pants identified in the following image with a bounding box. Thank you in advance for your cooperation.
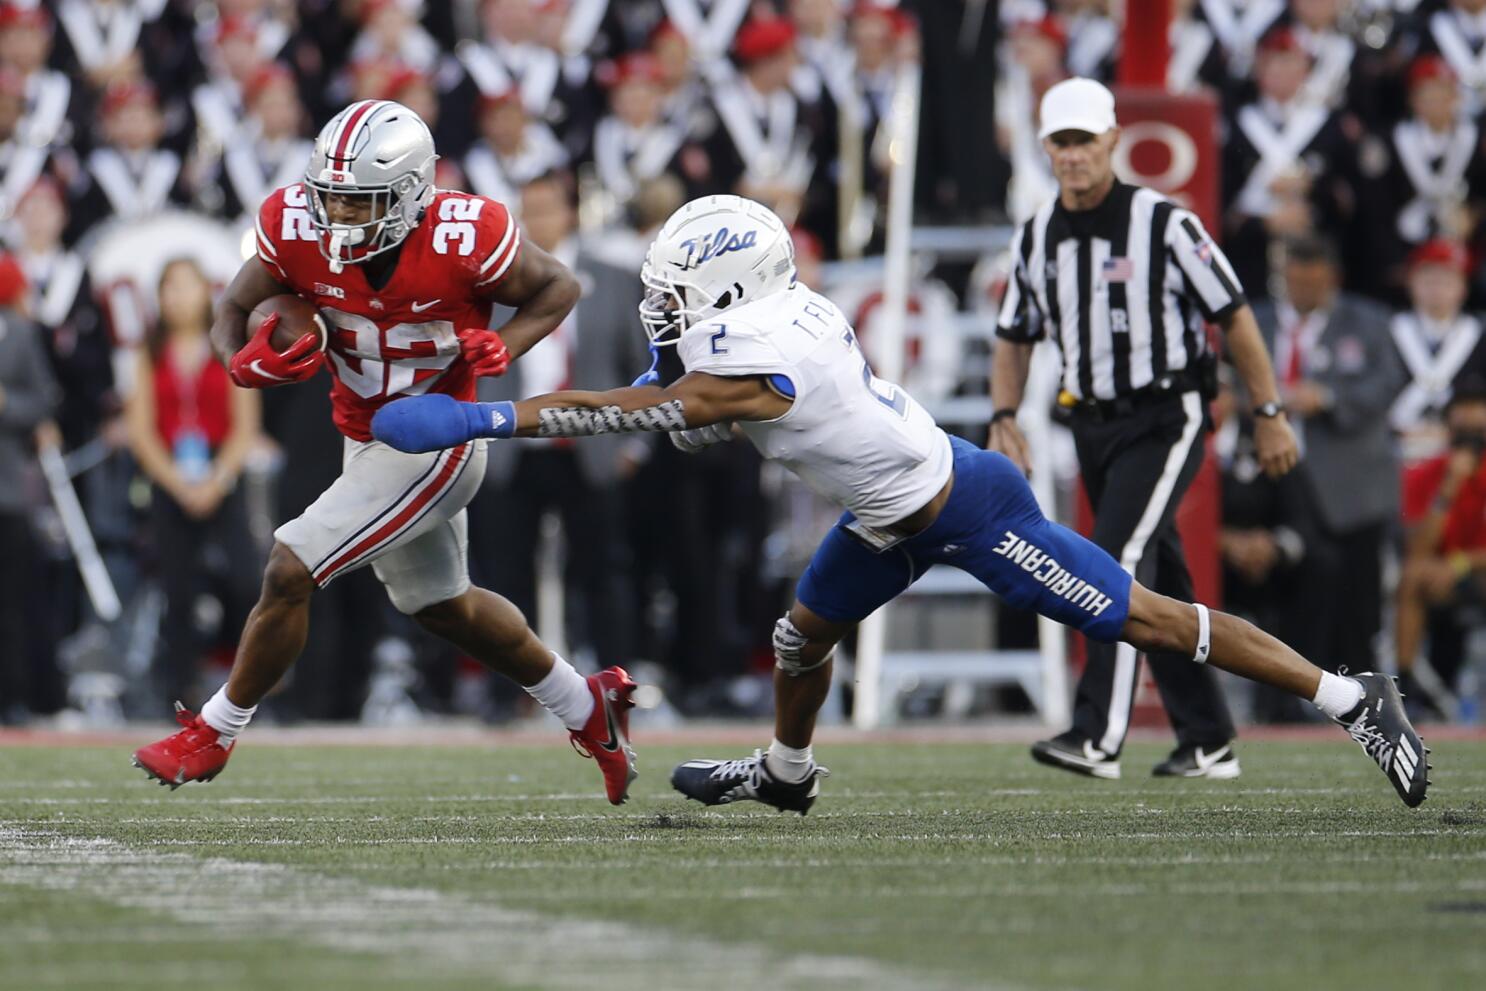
[1068,391,1236,756]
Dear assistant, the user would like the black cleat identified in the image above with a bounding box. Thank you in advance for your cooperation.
[670,749,829,815]
[1152,742,1242,779]
[1336,673,1430,808]
[1031,731,1120,779]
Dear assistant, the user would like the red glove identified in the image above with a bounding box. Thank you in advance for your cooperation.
[457,326,511,378]
[229,313,326,388]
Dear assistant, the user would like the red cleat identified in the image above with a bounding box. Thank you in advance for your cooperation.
[568,667,638,804]
[131,702,232,790]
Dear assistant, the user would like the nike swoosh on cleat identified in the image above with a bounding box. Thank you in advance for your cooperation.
[1194,745,1230,772]
[598,704,621,753]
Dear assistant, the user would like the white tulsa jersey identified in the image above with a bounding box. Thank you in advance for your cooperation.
[677,284,953,528]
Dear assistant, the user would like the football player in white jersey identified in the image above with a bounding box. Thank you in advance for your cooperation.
[373,195,1431,811]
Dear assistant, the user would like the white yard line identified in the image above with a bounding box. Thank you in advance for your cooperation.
[10,815,1477,874]
[37,812,1483,830]
[8,782,1485,806]
[0,824,1465,847]
[6,817,1479,873]
[15,827,1465,847]
[0,826,983,991]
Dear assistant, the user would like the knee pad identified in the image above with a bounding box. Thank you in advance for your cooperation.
[773,616,833,676]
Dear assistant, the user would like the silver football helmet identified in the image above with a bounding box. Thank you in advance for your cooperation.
[304,100,437,270]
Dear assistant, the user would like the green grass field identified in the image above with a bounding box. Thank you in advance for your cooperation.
[2,735,1484,991]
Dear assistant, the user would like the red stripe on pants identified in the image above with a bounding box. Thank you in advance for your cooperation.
[312,443,469,584]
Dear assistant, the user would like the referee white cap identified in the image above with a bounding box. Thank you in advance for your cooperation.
[1037,77,1117,139]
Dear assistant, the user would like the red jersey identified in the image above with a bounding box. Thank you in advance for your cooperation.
[255,183,521,440]
[154,345,234,449]
[1401,454,1486,552]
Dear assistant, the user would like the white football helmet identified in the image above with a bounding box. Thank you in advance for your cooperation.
[639,195,795,345]
[304,100,437,270]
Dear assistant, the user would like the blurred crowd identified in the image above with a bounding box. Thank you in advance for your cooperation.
[2,0,1486,727]
[996,0,1486,720]
[0,0,936,726]
[998,0,1486,303]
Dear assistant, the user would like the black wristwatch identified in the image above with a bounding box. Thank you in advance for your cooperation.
[990,408,1018,425]
[1252,401,1286,419]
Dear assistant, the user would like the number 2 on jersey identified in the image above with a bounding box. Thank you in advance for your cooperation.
[841,325,907,418]
[861,363,908,418]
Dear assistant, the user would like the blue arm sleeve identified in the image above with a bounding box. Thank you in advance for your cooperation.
[371,394,511,453]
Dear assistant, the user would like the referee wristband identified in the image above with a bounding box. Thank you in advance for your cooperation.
[991,408,1019,425]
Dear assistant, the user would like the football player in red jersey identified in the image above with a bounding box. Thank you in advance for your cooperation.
[132,100,640,804]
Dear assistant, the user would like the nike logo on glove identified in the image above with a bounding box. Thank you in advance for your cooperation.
[411,299,442,313]
[248,359,291,382]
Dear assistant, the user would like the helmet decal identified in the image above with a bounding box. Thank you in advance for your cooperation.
[327,100,381,162]
[637,196,794,346]
[678,228,758,271]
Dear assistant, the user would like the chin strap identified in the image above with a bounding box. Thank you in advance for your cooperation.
[328,231,347,275]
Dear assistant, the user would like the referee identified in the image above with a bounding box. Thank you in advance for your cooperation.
[991,78,1300,779]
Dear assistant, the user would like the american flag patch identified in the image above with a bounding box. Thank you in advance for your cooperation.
[1102,257,1134,282]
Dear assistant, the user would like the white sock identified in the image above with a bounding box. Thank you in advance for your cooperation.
[1312,671,1365,719]
[524,654,595,731]
[765,738,814,783]
[199,686,256,747]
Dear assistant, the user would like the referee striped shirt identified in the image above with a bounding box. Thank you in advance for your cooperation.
[996,181,1246,402]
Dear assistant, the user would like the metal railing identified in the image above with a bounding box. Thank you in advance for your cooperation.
[845,58,1070,730]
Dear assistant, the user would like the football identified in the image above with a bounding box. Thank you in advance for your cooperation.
[250,294,327,354]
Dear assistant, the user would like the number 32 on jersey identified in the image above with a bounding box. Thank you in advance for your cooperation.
[431,197,483,256]
[322,311,458,400]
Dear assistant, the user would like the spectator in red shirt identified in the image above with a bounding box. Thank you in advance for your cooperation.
[1395,376,1486,716]
[124,257,262,707]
